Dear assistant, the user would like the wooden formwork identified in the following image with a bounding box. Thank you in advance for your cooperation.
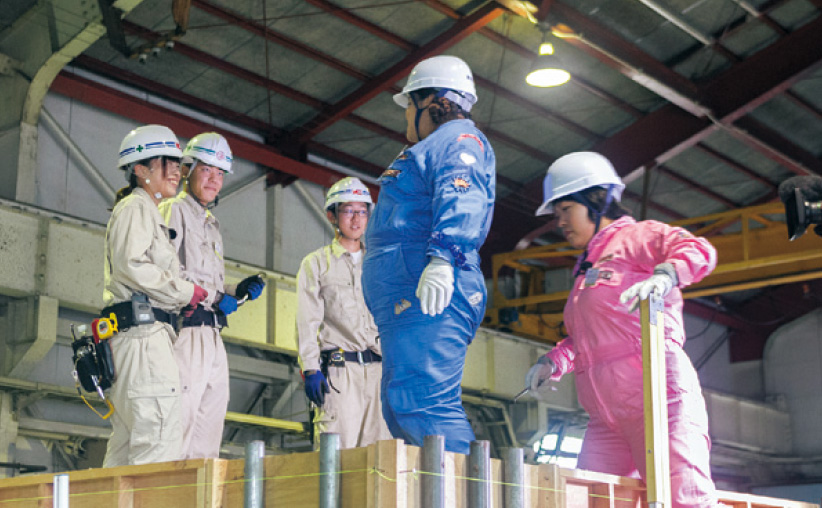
[0,459,227,507]
[0,440,817,508]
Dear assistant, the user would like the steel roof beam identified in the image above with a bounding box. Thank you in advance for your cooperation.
[50,72,346,189]
[192,0,371,82]
[73,55,280,137]
[729,118,822,176]
[418,0,641,118]
[784,90,822,122]
[121,20,583,186]
[294,2,504,142]
[121,21,407,146]
[592,14,822,177]
[694,143,776,190]
[656,165,741,209]
[192,1,595,168]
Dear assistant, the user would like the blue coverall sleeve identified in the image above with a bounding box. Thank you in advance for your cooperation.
[425,135,492,267]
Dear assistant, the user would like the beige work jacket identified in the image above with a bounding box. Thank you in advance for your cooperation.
[160,191,233,310]
[296,238,380,372]
[104,188,194,311]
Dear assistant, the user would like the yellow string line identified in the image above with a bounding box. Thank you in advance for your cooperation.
[0,466,639,504]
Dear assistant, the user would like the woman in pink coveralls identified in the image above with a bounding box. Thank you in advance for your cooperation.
[526,152,722,508]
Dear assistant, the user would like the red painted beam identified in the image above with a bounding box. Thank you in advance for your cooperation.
[598,14,822,177]
[549,2,699,103]
[303,0,414,51]
[657,165,741,209]
[785,90,822,122]
[73,55,281,138]
[120,21,409,150]
[189,0,597,169]
[50,72,345,189]
[192,0,371,82]
[122,21,325,108]
[418,0,642,119]
[295,2,504,142]
[474,75,599,140]
[694,143,776,190]
[730,118,822,175]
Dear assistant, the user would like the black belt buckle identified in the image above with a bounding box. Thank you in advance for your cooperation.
[328,350,345,368]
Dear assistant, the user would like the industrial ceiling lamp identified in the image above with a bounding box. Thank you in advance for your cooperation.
[526,33,570,88]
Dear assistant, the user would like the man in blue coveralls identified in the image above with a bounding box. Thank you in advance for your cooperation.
[362,55,496,454]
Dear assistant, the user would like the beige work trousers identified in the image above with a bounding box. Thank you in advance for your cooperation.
[314,360,392,449]
[103,322,182,467]
[174,325,229,459]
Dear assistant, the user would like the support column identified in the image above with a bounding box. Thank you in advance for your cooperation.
[0,392,18,479]
[0,0,146,203]
[1,295,58,378]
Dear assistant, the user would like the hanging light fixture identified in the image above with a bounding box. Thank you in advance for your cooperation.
[526,34,570,87]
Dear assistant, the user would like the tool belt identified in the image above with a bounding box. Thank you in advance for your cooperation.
[181,305,228,329]
[101,300,175,331]
[320,348,382,368]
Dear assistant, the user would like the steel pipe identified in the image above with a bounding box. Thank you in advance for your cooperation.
[53,474,69,508]
[244,440,265,508]
[504,447,525,508]
[320,432,340,508]
[422,435,446,508]
[468,440,491,508]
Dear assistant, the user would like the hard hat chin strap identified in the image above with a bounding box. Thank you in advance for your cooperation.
[572,184,617,278]
[571,184,617,235]
[411,94,428,142]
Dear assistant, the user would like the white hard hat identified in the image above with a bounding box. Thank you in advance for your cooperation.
[118,125,183,174]
[535,152,625,216]
[325,177,373,210]
[393,55,477,111]
[183,132,233,174]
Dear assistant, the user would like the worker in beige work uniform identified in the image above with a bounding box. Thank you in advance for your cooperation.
[160,132,265,459]
[103,125,208,467]
[297,177,392,449]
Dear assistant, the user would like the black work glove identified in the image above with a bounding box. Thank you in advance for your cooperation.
[236,275,265,301]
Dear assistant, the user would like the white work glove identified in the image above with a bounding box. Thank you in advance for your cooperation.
[619,262,678,313]
[525,356,556,393]
[415,257,454,317]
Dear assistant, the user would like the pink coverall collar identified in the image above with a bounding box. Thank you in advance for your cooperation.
[573,216,637,276]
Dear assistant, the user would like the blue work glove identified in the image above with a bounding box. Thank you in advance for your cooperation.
[415,257,454,317]
[236,275,265,301]
[216,294,239,316]
[619,263,678,313]
[304,370,330,406]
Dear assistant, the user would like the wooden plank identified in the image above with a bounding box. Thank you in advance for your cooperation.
[367,439,407,508]
[641,295,672,507]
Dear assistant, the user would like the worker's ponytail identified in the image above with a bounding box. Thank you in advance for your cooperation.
[114,170,139,206]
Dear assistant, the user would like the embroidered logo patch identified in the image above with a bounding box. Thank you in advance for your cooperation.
[459,152,477,165]
[457,133,484,152]
[468,292,483,306]
[394,299,411,315]
[452,175,471,192]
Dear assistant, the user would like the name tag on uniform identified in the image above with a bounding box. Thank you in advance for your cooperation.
[584,268,599,286]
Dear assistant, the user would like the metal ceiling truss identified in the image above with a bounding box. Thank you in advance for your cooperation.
[50,72,346,189]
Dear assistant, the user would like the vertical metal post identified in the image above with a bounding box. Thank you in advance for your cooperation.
[53,474,69,508]
[468,440,491,508]
[641,294,672,508]
[320,432,340,508]
[421,435,445,508]
[504,447,525,508]
[244,440,265,508]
